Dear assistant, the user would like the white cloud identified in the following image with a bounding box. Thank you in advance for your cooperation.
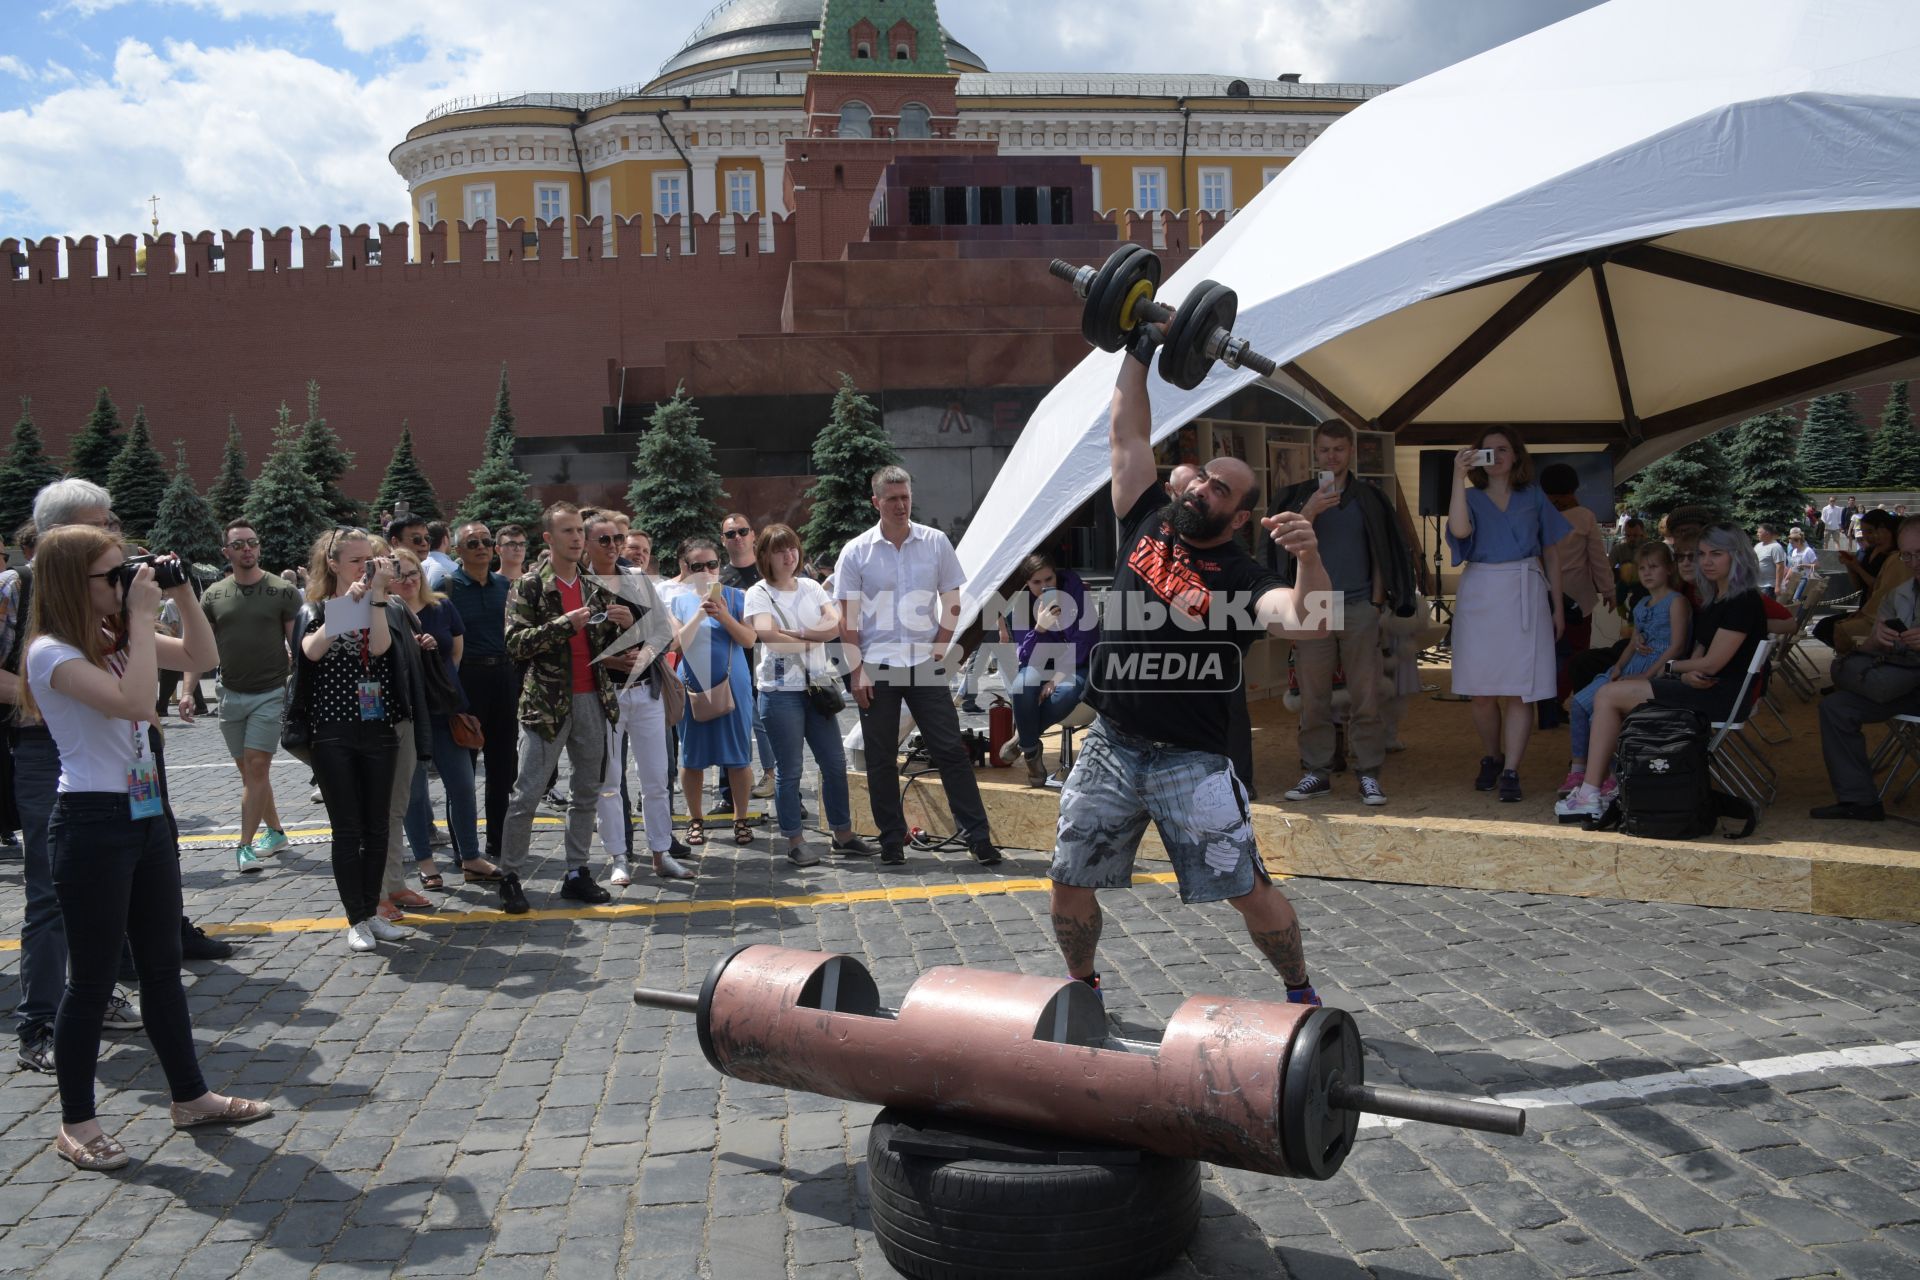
[1,0,1601,247]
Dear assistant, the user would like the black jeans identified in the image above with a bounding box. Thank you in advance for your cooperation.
[312,721,399,925]
[856,661,992,851]
[49,793,207,1124]
[461,661,520,861]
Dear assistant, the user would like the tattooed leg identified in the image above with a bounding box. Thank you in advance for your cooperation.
[1050,882,1103,979]
[1228,881,1308,985]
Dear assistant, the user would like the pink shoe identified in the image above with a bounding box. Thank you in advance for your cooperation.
[1557,770,1585,798]
[1597,778,1619,803]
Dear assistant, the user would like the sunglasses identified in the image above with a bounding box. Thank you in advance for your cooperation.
[463,537,494,549]
[226,538,260,550]
[592,534,618,545]
[723,529,753,539]
[686,560,720,573]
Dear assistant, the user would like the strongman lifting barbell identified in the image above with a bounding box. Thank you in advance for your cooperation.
[635,946,1524,1181]
[1049,244,1281,390]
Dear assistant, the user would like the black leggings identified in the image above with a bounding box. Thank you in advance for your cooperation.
[49,793,207,1125]
[311,722,399,925]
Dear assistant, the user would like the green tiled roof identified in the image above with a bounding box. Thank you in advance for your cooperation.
[816,0,952,75]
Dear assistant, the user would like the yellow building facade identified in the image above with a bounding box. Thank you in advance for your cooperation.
[389,0,1389,259]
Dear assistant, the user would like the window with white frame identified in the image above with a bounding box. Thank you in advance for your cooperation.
[1198,168,1231,212]
[1263,166,1284,187]
[463,183,496,259]
[655,173,684,217]
[418,193,438,230]
[1133,167,1165,211]
[535,182,570,254]
[725,170,757,215]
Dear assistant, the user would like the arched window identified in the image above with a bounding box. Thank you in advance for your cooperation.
[856,42,871,58]
[898,103,931,139]
[838,102,872,139]
[895,45,909,60]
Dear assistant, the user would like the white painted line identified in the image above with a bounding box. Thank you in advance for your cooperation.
[1358,1040,1920,1129]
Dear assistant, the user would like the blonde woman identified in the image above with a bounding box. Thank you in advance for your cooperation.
[23,526,273,1170]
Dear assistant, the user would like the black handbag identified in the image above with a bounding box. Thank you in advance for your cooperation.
[281,604,316,761]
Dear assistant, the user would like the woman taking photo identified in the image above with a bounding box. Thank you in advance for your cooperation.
[743,524,871,867]
[1445,428,1570,802]
[994,553,1100,787]
[389,547,494,893]
[24,528,273,1171]
[670,537,757,848]
[1557,523,1770,818]
[296,528,408,952]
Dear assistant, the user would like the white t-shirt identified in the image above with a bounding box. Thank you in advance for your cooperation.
[1787,543,1820,570]
[26,637,147,794]
[1821,503,1845,530]
[742,578,834,691]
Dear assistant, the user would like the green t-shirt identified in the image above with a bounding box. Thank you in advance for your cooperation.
[201,572,303,693]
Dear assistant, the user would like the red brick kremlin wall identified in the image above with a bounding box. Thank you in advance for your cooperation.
[0,212,797,504]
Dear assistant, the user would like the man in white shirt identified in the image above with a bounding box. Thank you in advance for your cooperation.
[836,466,999,866]
[1820,498,1847,550]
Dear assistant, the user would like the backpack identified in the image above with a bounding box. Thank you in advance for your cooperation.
[1588,703,1756,840]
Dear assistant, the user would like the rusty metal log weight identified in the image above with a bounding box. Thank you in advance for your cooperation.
[634,945,1524,1180]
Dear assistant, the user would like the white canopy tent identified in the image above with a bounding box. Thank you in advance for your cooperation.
[954,0,1920,615]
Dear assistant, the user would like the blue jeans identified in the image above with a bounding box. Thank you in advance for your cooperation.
[758,689,851,839]
[12,731,64,1038]
[405,714,480,862]
[1010,663,1089,754]
[1570,672,1612,763]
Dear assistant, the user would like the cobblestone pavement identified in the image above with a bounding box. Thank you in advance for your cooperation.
[0,708,1917,1278]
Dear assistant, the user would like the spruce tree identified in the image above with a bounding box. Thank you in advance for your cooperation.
[483,363,517,461]
[626,386,727,576]
[206,415,251,525]
[1625,432,1734,528]
[376,424,442,521]
[106,405,170,540]
[244,403,328,573]
[1795,391,1870,489]
[802,373,900,562]
[1723,410,1808,535]
[66,387,124,487]
[296,380,361,526]
[1862,381,1920,488]
[0,398,64,537]
[148,442,224,568]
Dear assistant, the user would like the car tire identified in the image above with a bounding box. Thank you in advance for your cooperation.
[866,1107,1201,1280]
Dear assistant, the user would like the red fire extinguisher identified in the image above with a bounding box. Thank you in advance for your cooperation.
[987,697,1013,767]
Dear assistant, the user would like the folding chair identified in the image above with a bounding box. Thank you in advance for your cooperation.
[1873,713,1920,803]
[1707,637,1777,809]
[1772,577,1827,702]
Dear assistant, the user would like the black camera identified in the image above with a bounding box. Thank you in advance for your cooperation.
[108,553,190,592]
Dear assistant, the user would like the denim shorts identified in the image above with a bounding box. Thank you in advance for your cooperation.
[1050,718,1269,904]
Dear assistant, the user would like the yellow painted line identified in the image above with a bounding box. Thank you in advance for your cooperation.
[0,872,1193,950]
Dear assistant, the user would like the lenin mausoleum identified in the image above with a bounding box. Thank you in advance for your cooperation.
[1,0,1389,541]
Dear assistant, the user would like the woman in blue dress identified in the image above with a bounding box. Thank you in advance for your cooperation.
[1560,540,1690,797]
[1445,429,1571,803]
[670,537,757,848]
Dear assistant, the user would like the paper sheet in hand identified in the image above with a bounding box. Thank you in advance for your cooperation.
[324,594,373,637]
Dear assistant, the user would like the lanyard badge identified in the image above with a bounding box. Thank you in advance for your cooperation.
[127,722,163,819]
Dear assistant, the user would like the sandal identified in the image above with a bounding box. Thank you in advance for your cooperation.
[461,861,504,884]
[55,1130,129,1172]
[733,819,754,847]
[418,870,446,891]
[686,819,706,847]
[170,1096,274,1130]
[390,889,436,912]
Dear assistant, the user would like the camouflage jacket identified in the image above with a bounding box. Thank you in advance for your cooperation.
[504,562,623,738]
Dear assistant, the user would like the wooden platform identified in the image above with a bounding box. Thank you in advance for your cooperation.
[849,652,1920,923]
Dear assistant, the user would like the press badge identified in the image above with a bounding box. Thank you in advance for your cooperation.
[357,680,385,721]
[127,755,163,819]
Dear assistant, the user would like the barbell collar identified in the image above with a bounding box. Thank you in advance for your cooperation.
[1048,259,1097,300]
[1330,1082,1527,1137]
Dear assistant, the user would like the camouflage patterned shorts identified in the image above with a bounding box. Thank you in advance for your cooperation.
[1049,717,1269,904]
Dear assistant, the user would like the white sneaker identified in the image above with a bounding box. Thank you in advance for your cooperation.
[365,916,409,942]
[1554,784,1605,821]
[345,922,376,952]
[608,858,631,887]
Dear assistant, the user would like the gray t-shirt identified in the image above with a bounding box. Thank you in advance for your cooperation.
[1313,487,1372,603]
[1754,539,1787,583]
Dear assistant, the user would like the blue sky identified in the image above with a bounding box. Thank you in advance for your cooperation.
[0,0,1600,246]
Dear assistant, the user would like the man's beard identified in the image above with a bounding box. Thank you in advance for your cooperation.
[1169,494,1232,542]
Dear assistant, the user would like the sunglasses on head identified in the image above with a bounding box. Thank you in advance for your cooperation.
[686,559,720,573]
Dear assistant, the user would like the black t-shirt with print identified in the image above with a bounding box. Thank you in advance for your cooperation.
[1085,486,1285,753]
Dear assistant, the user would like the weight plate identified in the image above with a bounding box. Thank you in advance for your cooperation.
[1158,281,1237,391]
[1082,245,1159,353]
[1278,1006,1363,1181]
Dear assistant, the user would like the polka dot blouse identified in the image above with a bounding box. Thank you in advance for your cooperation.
[304,616,401,725]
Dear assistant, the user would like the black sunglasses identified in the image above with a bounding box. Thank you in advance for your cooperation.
[592,534,618,545]
[463,537,494,549]
[685,559,720,572]
[723,529,753,539]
